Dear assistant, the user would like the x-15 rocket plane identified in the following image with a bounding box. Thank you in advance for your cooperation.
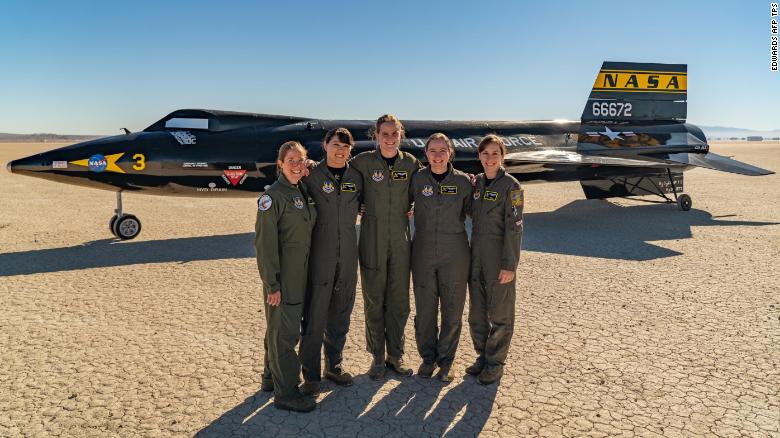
[7,61,773,240]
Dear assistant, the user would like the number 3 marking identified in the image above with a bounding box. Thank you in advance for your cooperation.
[133,153,146,171]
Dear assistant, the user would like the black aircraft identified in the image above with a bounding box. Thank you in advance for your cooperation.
[7,61,773,240]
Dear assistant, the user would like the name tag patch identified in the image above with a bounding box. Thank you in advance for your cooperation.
[440,185,458,195]
[483,190,499,201]
[341,182,357,192]
[391,170,408,180]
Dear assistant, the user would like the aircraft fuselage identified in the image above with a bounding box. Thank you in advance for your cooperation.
[7,117,702,197]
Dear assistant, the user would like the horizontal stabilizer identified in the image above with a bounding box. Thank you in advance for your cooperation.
[642,152,774,176]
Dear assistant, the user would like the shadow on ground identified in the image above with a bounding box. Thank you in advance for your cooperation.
[2,200,777,276]
[195,375,497,437]
[0,233,256,277]
[522,200,777,260]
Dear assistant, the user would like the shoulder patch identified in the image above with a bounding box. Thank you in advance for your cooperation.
[258,194,273,211]
[510,188,524,207]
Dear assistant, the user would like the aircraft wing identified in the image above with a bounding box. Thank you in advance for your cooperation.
[639,152,774,176]
[504,149,673,168]
[503,149,774,176]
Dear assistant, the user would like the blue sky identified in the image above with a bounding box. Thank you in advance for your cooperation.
[1,0,777,134]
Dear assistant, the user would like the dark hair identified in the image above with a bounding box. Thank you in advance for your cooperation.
[478,134,506,155]
[424,132,455,160]
[370,114,405,139]
[323,127,355,146]
[276,141,307,175]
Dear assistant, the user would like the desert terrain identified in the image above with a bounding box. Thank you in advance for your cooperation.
[0,141,778,437]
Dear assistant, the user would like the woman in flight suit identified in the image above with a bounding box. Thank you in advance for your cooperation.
[409,133,472,383]
[350,115,420,380]
[467,134,524,386]
[255,141,317,412]
[298,128,363,396]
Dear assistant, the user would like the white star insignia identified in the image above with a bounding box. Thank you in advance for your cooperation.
[586,126,636,141]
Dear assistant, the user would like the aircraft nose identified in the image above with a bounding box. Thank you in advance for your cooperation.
[6,154,46,175]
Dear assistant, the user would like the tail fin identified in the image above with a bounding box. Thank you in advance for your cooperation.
[581,62,687,123]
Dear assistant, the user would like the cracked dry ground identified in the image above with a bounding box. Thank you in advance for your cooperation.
[1,142,778,437]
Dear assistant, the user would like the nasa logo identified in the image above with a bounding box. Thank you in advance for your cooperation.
[258,194,272,211]
[371,170,384,182]
[293,197,304,209]
[322,181,335,194]
[594,70,687,93]
[88,154,108,172]
[422,185,434,197]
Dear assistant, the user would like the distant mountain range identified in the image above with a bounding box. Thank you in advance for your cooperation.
[0,133,100,143]
[1,125,779,143]
[698,126,780,140]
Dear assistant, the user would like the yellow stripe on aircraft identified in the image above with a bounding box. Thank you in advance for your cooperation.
[593,71,687,92]
[70,152,127,173]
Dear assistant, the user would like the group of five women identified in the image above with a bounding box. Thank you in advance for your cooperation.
[254,115,524,412]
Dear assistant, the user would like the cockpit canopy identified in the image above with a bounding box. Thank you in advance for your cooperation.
[144,109,310,133]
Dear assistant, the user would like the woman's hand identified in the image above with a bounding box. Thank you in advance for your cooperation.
[301,159,316,177]
[498,270,515,284]
[267,291,281,306]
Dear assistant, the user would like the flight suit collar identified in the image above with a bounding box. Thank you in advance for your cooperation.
[372,147,407,166]
[483,167,506,188]
[317,158,352,181]
[425,162,454,184]
[277,173,306,196]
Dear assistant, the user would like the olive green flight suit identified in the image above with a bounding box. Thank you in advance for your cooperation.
[299,160,363,382]
[255,173,317,399]
[468,168,524,368]
[409,164,472,367]
[350,149,420,359]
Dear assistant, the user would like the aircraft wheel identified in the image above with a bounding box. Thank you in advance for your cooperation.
[109,215,119,237]
[112,214,142,240]
[677,194,692,211]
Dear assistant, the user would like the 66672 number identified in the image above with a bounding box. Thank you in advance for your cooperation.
[591,102,632,117]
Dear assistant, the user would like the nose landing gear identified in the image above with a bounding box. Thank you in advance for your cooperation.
[109,191,142,240]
